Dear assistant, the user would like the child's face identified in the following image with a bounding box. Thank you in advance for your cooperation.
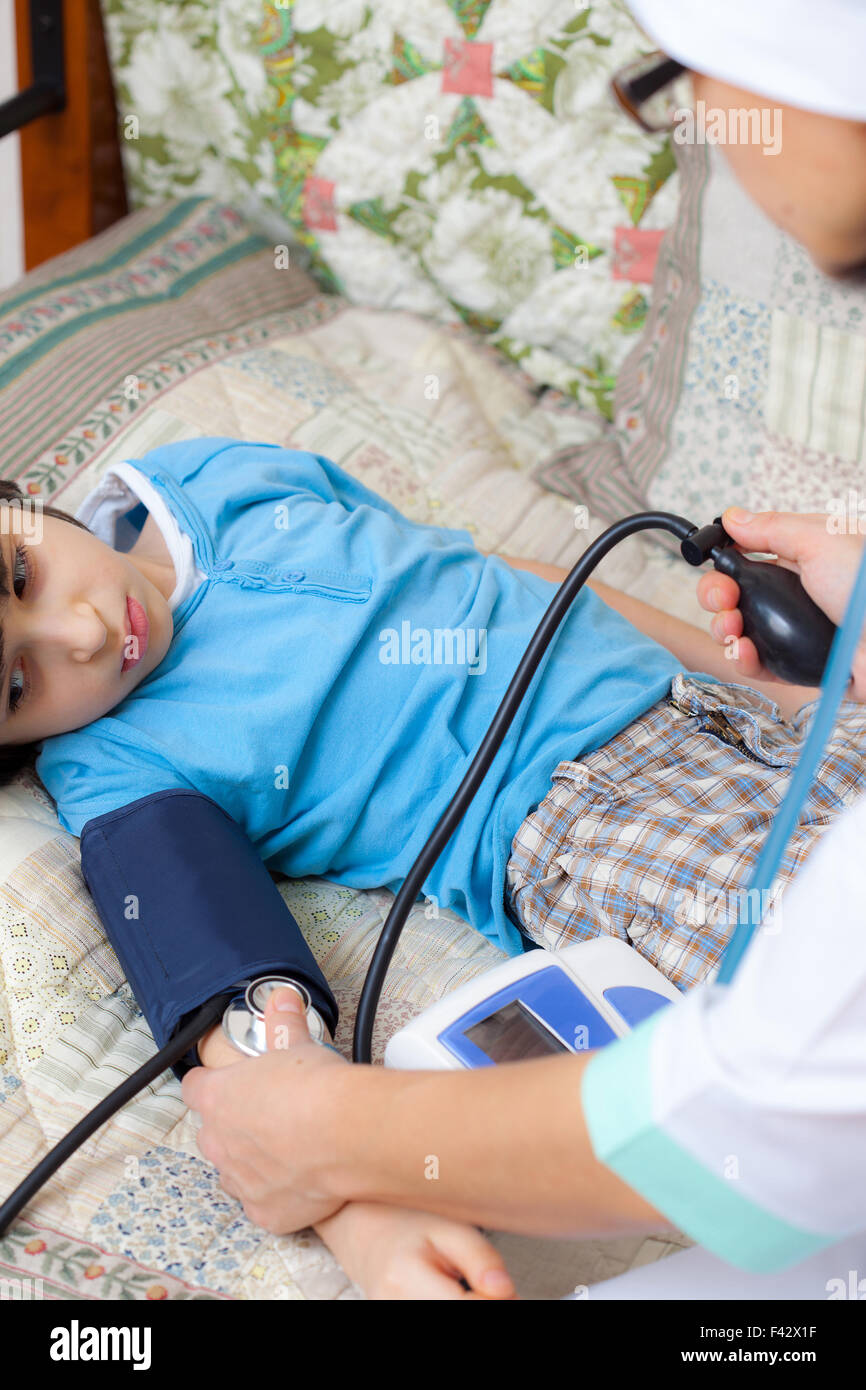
[0,509,174,746]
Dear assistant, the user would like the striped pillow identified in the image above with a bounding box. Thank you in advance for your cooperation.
[0,197,319,493]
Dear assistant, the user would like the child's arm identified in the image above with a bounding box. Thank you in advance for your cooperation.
[196,1026,516,1299]
[484,550,820,721]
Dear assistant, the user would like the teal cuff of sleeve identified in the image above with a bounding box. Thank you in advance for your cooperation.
[582,1014,835,1274]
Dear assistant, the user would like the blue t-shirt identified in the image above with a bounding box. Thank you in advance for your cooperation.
[35,438,685,954]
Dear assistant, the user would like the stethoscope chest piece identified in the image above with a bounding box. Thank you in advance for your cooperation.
[222,975,327,1056]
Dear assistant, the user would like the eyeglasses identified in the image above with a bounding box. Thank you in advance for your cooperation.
[610,50,693,133]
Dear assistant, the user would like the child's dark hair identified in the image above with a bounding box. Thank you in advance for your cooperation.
[0,477,93,788]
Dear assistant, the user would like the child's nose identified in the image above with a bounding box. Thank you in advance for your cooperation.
[35,602,111,662]
[68,603,111,660]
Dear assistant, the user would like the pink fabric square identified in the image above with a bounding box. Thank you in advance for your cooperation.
[441,39,493,97]
[303,177,338,232]
[612,226,667,283]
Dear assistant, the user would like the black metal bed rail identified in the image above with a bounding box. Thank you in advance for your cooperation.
[0,0,66,140]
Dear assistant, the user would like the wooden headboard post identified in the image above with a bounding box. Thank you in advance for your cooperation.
[13,0,128,270]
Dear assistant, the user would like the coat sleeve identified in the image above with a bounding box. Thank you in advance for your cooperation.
[580,790,866,1273]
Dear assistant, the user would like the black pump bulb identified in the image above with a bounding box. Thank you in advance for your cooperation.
[680,516,837,688]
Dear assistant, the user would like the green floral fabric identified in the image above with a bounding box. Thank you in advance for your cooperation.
[100,0,279,226]
[99,0,680,420]
[260,0,679,418]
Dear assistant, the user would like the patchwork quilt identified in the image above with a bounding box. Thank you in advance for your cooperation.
[0,198,694,1299]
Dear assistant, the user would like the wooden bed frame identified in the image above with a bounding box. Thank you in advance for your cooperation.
[14,0,127,270]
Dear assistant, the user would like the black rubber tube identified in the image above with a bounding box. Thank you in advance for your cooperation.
[0,989,239,1237]
[0,510,699,1230]
[352,511,698,1063]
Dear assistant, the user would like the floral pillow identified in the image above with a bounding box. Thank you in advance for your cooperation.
[260,0,679,420]
[100,0,279,227]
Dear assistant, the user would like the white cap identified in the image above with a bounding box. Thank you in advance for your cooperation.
[626,0,866,120]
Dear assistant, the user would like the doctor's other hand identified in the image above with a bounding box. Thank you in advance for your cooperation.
[182,987,350,1233]
[697,507,866,699]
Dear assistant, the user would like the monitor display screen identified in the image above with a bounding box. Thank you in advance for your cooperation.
[464,999,569,1063]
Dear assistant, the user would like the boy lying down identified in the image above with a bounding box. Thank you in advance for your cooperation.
[2,438,862,1299]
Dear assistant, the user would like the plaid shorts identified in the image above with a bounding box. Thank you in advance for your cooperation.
[504,672,866,989]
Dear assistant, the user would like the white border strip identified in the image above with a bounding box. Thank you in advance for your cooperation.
[0,0,24,290]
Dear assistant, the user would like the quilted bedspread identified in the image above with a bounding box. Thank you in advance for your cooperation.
[0,200,697,1299]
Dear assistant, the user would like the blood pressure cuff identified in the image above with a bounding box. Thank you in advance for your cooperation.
[79,789,339,1081]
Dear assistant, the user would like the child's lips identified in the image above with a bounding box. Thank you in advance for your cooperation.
[122,595,149,673]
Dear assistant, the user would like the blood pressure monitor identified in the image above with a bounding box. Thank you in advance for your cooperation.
[384,938,682,1070]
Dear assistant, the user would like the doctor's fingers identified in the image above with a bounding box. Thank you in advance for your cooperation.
[194,1118,265,1177]
[218,1172,242,1202]
[195,1122,243,1182]
[184,1050,300,1129]
[181,1058,233,1116]
[697,570,739,614]
[199,1141,276,1214]
[698,554,802,617]
[722,509,841,559]
[195,1133,261,1207]
[197,1125,306,1212]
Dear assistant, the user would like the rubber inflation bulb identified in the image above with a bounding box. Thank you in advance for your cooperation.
[712,548,838,687]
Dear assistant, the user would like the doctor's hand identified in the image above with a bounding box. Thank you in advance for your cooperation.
[697,507,866,699]
[182,989,352,1234]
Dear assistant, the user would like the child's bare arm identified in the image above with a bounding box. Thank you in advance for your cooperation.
[482,550,820,721]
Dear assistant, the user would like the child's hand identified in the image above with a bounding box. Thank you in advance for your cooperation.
[697,508,866,697]
[316,1201,518,1301]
